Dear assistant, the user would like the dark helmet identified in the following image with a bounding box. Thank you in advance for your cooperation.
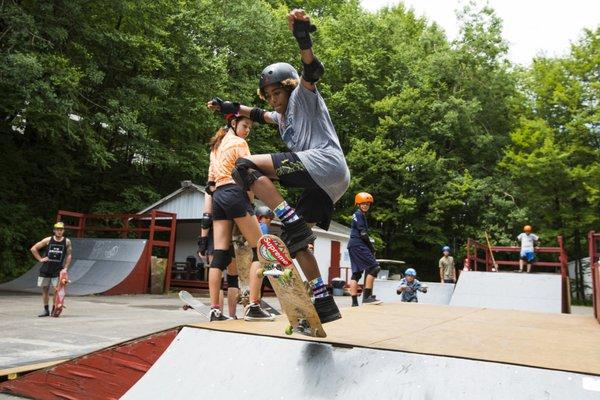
[255,205,275,219]
[258,62,299,93]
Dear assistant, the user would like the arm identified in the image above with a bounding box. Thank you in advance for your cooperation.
[287,9,322,92]
[355,213,375,253]
[63,239,72,270]
[30,237,51,263]
[439,259,444,283]
[207,100,277,125]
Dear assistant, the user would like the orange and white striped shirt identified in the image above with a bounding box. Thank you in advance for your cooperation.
[208,132,251,188]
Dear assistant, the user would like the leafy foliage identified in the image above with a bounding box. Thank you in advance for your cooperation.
[0,1,598,283]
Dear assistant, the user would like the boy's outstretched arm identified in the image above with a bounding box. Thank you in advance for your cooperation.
[287,9,323,91]
[207,99,276,125]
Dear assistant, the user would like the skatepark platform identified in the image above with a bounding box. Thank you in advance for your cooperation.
[449,271,563,313]
[2,303,600,399]
[0,238,148,296]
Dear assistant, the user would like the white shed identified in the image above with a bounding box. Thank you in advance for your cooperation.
[138,181,351,283]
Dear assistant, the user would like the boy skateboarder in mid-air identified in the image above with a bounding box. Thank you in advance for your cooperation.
[209,9,350,323]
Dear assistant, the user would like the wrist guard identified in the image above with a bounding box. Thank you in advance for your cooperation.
[293,19,317,50]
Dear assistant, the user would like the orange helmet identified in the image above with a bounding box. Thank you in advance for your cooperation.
[355,192,374,205]
[523,225,532,232]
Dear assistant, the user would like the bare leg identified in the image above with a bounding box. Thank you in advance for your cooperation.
[527,263,532,273]
[211,220,233,308]
[519,259,524,272]
[364,274,375,289]
[227,259,239,317]
[349,280,358,296]
[42,287,49,306]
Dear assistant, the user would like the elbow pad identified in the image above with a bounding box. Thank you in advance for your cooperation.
[301,57,324,83]
[201,213,213,230]
[250,108,267,124]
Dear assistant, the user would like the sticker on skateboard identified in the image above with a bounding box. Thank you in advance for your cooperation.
[257,234,326,338]
[52,269,69,317]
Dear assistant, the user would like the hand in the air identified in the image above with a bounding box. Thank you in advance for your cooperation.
[287,8,310,30]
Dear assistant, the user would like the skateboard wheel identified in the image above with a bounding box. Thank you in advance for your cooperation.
[257,268,265,278]
[285,325,294,335]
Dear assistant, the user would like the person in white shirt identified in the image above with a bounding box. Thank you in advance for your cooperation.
[516,225,539,273]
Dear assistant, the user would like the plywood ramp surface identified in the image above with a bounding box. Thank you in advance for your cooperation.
[192,302,600,375]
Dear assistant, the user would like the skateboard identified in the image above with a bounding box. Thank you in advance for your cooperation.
[232,231,281,315]
[232,232,252,307]
[179,290,212,319]
[485,232,499,272]
[51,269,69,317]
[256,234,326,338]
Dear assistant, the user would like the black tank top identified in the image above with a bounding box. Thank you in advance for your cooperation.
[40,237,68,277]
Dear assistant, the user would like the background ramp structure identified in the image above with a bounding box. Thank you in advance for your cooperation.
[121,326,600,400]
[449,270,562,313]
[0,238,148,295]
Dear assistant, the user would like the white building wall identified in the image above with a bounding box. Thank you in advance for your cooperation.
[175,222,202,263]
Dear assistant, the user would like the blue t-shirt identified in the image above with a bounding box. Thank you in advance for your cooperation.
[348,209,368,248]
[397,278,423,302]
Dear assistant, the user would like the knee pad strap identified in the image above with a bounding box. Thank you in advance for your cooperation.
[367,265,381,278]
[227,274,239,289]
[351,271,363,282]
[210,249,232,271]
[232,158,264,191]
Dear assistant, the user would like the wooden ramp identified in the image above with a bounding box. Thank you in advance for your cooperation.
[195,302,600,375]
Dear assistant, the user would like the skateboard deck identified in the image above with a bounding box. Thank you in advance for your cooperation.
[257,234,326,338]
[51,269,69,317]
[232,233,252,307]
[179,290,212,319]
[233,232,281,315]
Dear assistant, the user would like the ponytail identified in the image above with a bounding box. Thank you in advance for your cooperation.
[210,127,228,151]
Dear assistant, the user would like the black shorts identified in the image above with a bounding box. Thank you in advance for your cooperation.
[271,152,334,230]
[212,184,254,221]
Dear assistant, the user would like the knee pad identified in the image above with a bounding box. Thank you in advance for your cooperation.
[367,265,381,278]
[210,249,232,271]
[251,247,259,262]
[232,158,264,191]
[351,271,363,282]
[227,274,239,289]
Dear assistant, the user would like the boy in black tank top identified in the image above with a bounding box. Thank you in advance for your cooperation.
[30,222,72,317]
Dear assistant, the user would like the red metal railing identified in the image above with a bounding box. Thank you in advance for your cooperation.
[589,231,600,323]
[466,236,568,276]
[466,236,569,313]
[56,209,177,292]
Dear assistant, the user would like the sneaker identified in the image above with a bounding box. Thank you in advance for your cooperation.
[313,295,341,323]
[38,310,50,317]
[209,308,231,322]
[244,304,275,321]
[280,217,316,255]
[363,295,382,305]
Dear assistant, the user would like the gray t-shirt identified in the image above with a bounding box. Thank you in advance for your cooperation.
[268,84,350,203]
